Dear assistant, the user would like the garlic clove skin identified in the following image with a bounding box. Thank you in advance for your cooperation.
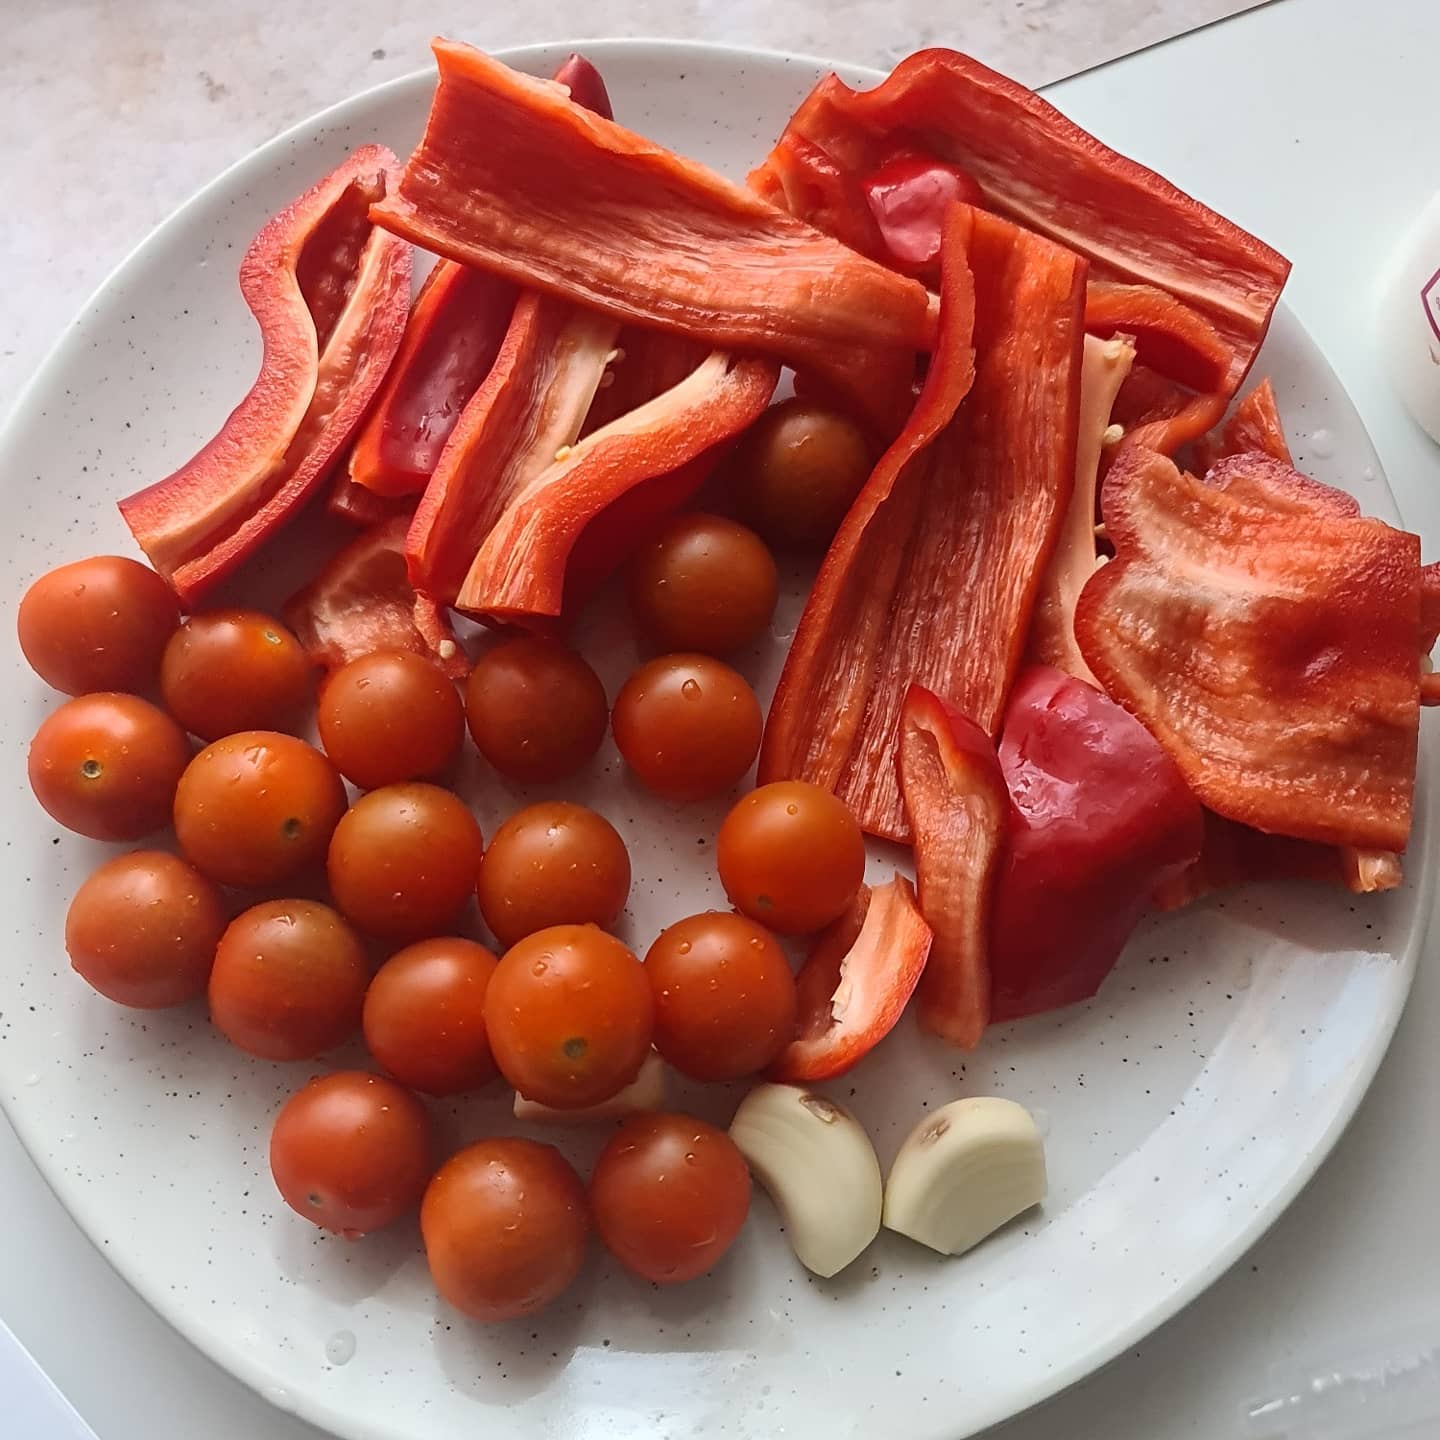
[512,1052,667,1125]
[729,1082,882,1278]
[882,1096,1046,1257]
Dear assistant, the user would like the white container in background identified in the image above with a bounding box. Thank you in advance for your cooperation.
[1378,192,1440,444]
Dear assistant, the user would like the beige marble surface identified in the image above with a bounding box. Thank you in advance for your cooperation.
[2,0,1260,408]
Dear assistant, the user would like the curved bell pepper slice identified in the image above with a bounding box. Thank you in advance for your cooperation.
[1075,446,1425,850]
[769,877,932,1082]
[1083,281,1234,394]
[328,473,416,527]
[283,516,467,679]
[120,146,412,603]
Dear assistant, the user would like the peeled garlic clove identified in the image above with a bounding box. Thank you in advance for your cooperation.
[882,1096,1046,1257]
[513,1052,667,1125]
[729,1083,882,1278]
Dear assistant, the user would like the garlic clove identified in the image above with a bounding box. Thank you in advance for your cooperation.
[882,1096,1046,1257]
[512,1051,667,1125]
[729,1083,882,1278]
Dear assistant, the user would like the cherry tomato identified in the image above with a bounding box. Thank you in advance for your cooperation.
[317,649,464,790]
[362,937,499,1096]
[464,636,607,783]
[327,782,484,942]
[422,1138,589,1322]
[626,513,778,655]
[270,1072,433,1237]
[65,851,225,1008]
[174,731,346,887]
[644,912,797,1080]
[717,781,867,934]
[160,609,314,741]
[18,555,178,696]
[728,399,873,549]
[476,802,630,949]
[209,899,369,1061]
[28,693,191,841]
[611,654,761,802]
[486,925,652,1109]
[590,1113,750,1284]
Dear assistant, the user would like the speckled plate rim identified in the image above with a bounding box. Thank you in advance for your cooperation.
[0,36,1432,1440]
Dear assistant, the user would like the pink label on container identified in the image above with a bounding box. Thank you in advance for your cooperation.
[1421,265,1440,344]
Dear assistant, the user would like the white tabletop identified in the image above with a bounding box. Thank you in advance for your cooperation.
[3,0,1437,1436]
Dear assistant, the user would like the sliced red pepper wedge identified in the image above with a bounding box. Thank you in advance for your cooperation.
[990,666,1204,1022]
[580,326,708,437]
[761,203,1086,842]
[1223,377,1294,464]
[1029,333,1136,682]
[346,262,518,498]
[369,41,935,428]
[1153,811,1401,910]
[770,877,932,1082]
[406,291,622,603]
[1108,364,1228,462]
[1204,449,1359,517]
[283,516,467,679]
[328,473,416,526]
[456,351,780,623]
[898,687,1008,1049]
[749,48,1289,393]
[120,147,412,603]
[1083,282,1234,394]
[1075,446,1424,850]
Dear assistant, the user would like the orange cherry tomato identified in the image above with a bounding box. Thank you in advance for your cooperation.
[173,731,346,887]
[317,649,464,790]
[611,654,762,802]
[717,781,866,933]
[362,937,499,1096]
[209,899,369,1061]
[270,1072,433,1237]
[65,851,225,1008]
[160,609,314,741]
[590,1113,750,1284]
[18,555,179,695]
[464,636,608,783]
[28,693,191,841]
[485,925,653,1109]
[327,783,485,942]
[644,912,797,1080]
[476,801,631,948]
[422,1138,590,1322]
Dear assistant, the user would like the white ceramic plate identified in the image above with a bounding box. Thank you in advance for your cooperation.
[0,38,1429,1440]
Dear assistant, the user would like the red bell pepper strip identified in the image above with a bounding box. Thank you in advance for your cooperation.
[898,687,1008,1049]
[1083,282,1234,394]
[580,326,708,437]
[1221,378,1293,464]
[549,52,614,119]
[406,292,622,603]
[1108,365,1227,463]
[989,666,1204,1022]
[1204,449,1359,518]
[1029,333,1136,682]
[761,204,1086,842]
[328,473,415,526]
[346,262,518,498]
[749,48,1289,394]
[770,877,932,1082]
[368,41,935,429]
[283,516,467,679]
[1153,810,1402,911]
[1075,446,1425,850]
[120,147,412,603]
[456,351,780,623]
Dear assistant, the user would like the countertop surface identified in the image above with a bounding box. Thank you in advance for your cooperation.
[5,1,1438,1437]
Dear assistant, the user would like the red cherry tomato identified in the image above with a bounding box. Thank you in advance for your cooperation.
[485,925,653,1109]
[362,937,499,1096]
[209,900,369,1061]
[18,555,178,695]
[717,781,866,934]
[270,1072,433,1237]
[29,693,191,841]
[327,783,485,942]
[65,851,225,1008]
[422,1138,590,1321]
[590,1113,751,1284]
[317,649,464,790]
[173,731,346,887]
[644,912,797,1080]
